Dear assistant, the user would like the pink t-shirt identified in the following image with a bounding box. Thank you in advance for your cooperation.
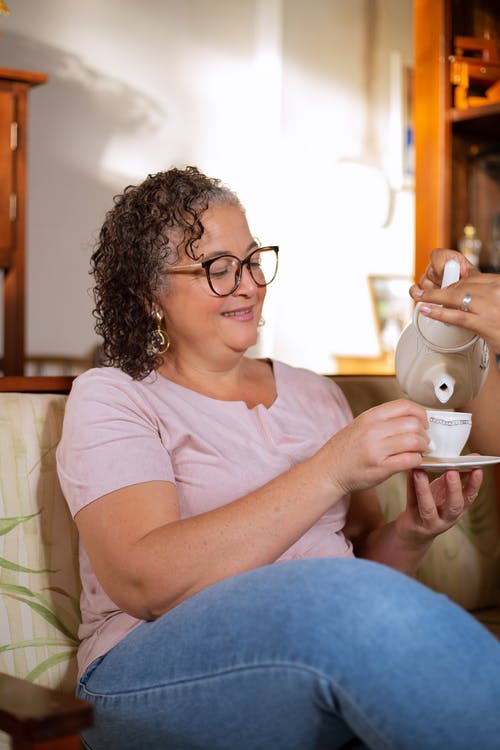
[56,360,354,677]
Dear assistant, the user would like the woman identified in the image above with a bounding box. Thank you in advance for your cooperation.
[57,167,500,750]
[411,247,500,456]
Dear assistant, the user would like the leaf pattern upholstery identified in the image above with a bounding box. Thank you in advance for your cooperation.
[0,394,80,698]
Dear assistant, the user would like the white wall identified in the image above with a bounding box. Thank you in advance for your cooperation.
[0,0,413,373]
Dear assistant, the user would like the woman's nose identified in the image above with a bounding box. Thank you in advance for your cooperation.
[234,262,258,294]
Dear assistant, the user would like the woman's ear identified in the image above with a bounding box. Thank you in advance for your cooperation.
[143,298,159,317]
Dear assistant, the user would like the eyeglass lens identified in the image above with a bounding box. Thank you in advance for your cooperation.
[208,248,278,296]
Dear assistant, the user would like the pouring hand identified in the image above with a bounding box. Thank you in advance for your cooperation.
[412,272,500,354]
[410,248,479,295]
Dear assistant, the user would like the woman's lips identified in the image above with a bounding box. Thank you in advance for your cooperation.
[221,306,255,321]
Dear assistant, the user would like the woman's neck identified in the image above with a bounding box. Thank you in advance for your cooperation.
[157,355,275,408]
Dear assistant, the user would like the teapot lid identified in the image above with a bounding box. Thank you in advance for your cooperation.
[414,307,479,352]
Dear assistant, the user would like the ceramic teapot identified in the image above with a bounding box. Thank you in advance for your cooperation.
[394,259,490,408]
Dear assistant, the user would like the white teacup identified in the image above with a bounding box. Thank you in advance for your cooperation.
[425,409,472,458]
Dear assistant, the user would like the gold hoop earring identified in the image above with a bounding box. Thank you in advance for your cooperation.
[147,311,170,355]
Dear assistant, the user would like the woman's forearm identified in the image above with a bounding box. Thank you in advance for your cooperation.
[78,399,430,621]
[80,449,347,622]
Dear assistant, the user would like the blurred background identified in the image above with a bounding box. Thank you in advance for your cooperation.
[0,0,414,374]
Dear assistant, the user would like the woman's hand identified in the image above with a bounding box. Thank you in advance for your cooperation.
[411,248,479,293]
[358,466,483,574]
[409,248,500,353]
[323,399,430,495]
[395,467,482,545]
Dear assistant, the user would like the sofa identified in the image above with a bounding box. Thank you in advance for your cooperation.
[0,374,499,748]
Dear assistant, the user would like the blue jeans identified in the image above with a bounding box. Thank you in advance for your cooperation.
[77,558,500,750]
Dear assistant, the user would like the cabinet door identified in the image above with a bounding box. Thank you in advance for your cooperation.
[414,0,450,282]
[414,0,500,279]
[0,88,15,264]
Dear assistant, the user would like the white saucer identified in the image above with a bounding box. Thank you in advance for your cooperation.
[419,455,500,472]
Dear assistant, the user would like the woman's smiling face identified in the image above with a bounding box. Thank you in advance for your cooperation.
[158,202,266,366]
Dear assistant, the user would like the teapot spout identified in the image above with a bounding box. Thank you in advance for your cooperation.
[432,373,456,404]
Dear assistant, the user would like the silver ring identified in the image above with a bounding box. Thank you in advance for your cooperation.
[460,293,472,312]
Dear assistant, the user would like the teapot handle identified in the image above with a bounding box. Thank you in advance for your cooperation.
[441,259,460,288]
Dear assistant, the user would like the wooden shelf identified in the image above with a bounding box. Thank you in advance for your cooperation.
[451,101,500,121]
[0,67,47,375]
[450,102,500,137]
[0,376,74,393]
[414,0,500,280]
[333,352,395,376]
[0,68,47,86]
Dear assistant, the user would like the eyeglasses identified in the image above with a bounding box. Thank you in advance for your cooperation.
[165,245,279,297]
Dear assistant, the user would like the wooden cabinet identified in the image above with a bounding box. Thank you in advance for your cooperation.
[0,67,46,375]
[414,0,500,281]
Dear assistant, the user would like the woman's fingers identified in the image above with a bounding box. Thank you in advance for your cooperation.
[415,278,500,351]
[364,398,427,429]
[427,249,477,282]
[420,278,493,311]
[440,471,469,521]
[461,467,482,505]
[412,249,479,295]
[327,400,430,494]
[412,470,442,525]
[361,400,430,459]
[410,467,483,533]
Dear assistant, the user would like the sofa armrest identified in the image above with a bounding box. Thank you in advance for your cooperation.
[0,673,92,749]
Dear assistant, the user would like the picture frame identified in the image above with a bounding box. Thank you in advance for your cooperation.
[368,275,414,354]
[402,65,414,186]
[388,52,414,190]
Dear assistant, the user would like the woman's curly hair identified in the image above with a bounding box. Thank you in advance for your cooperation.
[91,166,242,379]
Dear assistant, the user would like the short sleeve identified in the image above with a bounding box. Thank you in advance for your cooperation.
[322,375,354,428]
[56,368,175,516]
[274,361,353,434]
